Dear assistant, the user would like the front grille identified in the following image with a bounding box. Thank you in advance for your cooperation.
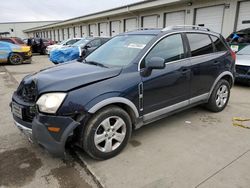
[236,65,250,75]
[17,81,38,102]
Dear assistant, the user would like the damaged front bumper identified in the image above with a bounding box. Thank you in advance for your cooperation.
[13,113,80,157]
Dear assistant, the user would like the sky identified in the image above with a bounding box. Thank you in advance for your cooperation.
[0,0,144,22]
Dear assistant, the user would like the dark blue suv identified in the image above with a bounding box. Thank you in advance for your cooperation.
[11,26,235,160]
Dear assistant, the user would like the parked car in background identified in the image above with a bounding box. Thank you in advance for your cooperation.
[0,37,27,46]
[46,38,82,55]
[0,41,32,64]
[27,38,54,55]
[50,37,109,64]
[227,28,250,52]
[235,45,250,85]
[11,26,235,160]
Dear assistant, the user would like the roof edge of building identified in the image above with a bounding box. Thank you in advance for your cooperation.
[23,0,179,32]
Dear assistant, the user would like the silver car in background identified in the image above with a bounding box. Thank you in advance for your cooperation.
[46,38,82,55]
[235,45,250,84]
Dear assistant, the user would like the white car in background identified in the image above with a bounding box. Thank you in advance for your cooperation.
[46,38,82,55]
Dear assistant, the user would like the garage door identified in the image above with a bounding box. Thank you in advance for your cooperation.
[99,22,109,36]
[60,29,63,40]
[74,26,81,37]
[142,15,159,28]
[125,18,137,32]
[195,5,224,33]
[165,11,185,27]
[63,28,68,39]
[111,21,121,36]
[89,24,96,36]
[236,1,250,30]
[69,27,74,38]
[81,25,88,37]
[55,30,58,42]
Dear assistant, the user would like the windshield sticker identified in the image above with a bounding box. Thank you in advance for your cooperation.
[127,43,146,49]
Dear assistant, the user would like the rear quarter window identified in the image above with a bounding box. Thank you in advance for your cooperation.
[210,36,228,52]
[187,33,214,57]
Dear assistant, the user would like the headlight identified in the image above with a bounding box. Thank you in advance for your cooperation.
[36,93,66,114]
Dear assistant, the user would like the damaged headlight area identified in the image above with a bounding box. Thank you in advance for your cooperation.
[36,93,66,114]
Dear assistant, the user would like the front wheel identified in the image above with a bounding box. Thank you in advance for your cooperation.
[205,79,230,112]
[8,53,23,65]
[83,106,132,160]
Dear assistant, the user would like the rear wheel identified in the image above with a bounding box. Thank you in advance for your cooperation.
[8,53,23,65]
[206,79,230,112]
[83,106,132,160]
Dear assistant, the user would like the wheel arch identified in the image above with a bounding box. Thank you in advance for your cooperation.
[209,71,234,98]
[88,97,139,128]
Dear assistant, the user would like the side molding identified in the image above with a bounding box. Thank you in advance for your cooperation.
[88,97,139,118]
[209,71,234,98]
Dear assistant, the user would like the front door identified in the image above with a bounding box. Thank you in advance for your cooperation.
[141,34,191,120]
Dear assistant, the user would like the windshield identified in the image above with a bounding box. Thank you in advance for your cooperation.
[85,35,154,67]
[59,39,68,45]
[237,45,250,55]
[72,39,90,47]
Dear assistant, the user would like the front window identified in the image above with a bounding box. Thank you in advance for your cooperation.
[85,35,154,67]
[143,34,184,67]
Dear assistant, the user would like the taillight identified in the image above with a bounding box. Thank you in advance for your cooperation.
[230,50,236,61]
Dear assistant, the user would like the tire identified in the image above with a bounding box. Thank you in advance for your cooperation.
[40,48,46,55]
[8,53,23,65]
[206,79,230,112]
[83,106,132,160]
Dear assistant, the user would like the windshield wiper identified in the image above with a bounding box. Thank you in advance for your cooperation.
[83,60,108,68]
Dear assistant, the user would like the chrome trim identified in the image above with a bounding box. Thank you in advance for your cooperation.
[143,100,189,121]
[138,82,143,111]
[143,93,210,122]
[14,121,32,136]
[189,93,209,104]
[88,97,139,118]
[209,71,234,98]
[137,30,220,71]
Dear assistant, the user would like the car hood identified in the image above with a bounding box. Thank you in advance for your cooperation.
[22,61,122,93]
[236,55,250,66]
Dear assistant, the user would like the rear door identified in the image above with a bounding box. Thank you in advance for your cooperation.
[186,33,222,98]
[141,34,191,118]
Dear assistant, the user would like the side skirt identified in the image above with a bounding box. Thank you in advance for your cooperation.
[134,93,209,129]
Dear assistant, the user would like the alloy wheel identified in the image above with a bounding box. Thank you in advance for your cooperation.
[216,85,228,108]
[94,116,126,153]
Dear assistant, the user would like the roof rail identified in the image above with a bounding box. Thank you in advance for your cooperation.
[162,25,210,32]
[132,28,162,31]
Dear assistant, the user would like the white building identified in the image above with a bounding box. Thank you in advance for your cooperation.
[0,21,59,39]
[24,0,250,42]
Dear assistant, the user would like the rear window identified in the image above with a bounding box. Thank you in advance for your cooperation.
[187,33,214,57]
[210,36,228,52]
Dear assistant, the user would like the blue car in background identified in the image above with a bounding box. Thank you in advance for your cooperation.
[50,37,109,64]
[0,41,32,65]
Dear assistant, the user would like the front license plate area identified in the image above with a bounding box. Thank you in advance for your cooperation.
[12,102,23,119]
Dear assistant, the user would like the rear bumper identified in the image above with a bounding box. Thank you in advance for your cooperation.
[235,73,250,83]
[13,113,80,157]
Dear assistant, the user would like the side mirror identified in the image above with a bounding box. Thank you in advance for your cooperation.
[145,57,165,69]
